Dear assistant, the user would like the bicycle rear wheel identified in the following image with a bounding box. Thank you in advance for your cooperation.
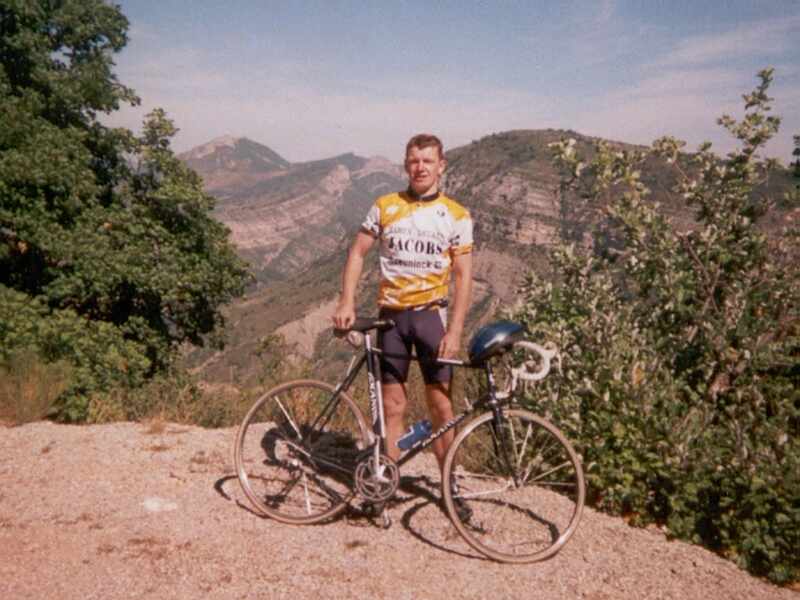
[442,408,585,563]
[234,379,370,524]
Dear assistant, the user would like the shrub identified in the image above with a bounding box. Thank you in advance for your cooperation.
[511,69,799,584]
[0,285,151,421]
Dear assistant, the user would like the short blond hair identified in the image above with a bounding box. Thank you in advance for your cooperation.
[406,133,444,160]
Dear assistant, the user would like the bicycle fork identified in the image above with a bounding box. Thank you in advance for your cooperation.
[485,364,523,488]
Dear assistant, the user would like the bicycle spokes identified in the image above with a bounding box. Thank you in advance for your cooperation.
[443,409,585,563]
[234,380,370,524]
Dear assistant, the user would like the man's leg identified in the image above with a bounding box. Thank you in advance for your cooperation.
[425,382,454,473]
[426,380,473,520]
[382,382,408,462]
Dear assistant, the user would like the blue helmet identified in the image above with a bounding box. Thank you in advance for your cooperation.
[467,320,525,365]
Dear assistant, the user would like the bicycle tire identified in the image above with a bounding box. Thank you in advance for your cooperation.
[234,379,370,524]
[442,408,585,563]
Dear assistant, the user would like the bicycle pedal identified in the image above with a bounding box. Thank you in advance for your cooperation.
[359,501,385,518]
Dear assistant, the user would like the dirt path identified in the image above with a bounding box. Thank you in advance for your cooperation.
[0,422,794,599]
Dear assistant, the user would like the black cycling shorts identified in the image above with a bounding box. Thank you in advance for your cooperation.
[377,306,452,385]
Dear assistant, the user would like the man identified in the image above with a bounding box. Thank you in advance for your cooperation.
[332,133,473,501]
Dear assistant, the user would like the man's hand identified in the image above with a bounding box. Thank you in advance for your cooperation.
[332,300,356,330]
[437,328,462,359]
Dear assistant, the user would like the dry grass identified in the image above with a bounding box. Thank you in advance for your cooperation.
[142,417,167,435]
[146,444,171,452]
[87,374,257,429]
[189,449,226,472]
[97,543,117,555]
[0,352,72,425]
[126,537,170,560]
[190,450,211,465]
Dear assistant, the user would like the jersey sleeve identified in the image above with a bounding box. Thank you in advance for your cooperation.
[449,210,473,256]
[361,200,381,237]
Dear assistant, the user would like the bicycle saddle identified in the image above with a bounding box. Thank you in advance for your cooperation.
[467,320,525,365]
[335,317,396,336]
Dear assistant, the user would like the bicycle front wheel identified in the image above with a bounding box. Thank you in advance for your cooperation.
[442,408,585,563]
[234,379,370,524]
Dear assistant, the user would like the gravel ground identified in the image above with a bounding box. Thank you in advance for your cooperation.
[0,421,795,600]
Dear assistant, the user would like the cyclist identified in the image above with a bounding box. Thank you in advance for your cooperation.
[332,133,473,517]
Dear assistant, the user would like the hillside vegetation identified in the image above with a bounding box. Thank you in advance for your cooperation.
[0,1,249,421]
[509,70,799,583]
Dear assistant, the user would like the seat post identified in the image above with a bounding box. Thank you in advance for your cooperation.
[484,362,500,405]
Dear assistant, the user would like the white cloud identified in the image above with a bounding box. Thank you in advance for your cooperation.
[654,14,800,68]
[556,13,800,162]
[566,66,799,161]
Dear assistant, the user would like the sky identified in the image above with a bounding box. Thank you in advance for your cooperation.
[105,0,800,164]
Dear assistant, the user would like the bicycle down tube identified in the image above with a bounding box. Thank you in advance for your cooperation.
[363,343,486,467]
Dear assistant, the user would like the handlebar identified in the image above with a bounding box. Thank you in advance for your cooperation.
[509,341,559,383]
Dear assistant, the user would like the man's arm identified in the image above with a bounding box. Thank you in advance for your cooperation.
[438,251,473,359]
[332,230,376,329]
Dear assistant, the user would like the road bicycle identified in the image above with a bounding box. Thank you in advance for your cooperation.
[234,318,585,563]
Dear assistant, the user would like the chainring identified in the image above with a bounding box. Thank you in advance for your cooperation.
[354,453,399,502]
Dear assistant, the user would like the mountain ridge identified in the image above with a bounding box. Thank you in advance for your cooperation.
[179,128,795,385]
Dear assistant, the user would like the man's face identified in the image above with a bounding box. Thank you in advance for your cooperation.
[405,145,446,196]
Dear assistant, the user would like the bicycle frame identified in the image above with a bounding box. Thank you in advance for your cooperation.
[328,331,500,470]
[234,323,583,561]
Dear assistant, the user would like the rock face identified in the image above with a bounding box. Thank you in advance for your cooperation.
[182,139,405,283]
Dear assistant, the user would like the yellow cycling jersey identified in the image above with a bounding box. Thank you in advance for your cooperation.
[362,191,473,309]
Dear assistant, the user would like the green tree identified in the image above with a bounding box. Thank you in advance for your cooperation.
[512,69,799,583]
[0,1,249,420]
[792,134,800,178]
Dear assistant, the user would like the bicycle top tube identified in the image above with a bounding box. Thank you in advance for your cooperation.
[373,347,475,369]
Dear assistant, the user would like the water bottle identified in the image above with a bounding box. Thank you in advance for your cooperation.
[397,419,433,451]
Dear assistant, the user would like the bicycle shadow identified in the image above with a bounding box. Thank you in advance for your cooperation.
[391,474,489,561]
[216,473,352,524]
[214,474,271,519]
[217,470,561,563]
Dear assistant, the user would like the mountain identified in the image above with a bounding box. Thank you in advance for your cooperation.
[180,131,795,385]
[178,136,406,381]
[181,137,405,282]
[179,135,291,194]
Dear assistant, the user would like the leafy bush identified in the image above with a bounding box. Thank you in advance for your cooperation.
[510,69,799,584]
[0,1,249,420]
[1,285,151,421]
